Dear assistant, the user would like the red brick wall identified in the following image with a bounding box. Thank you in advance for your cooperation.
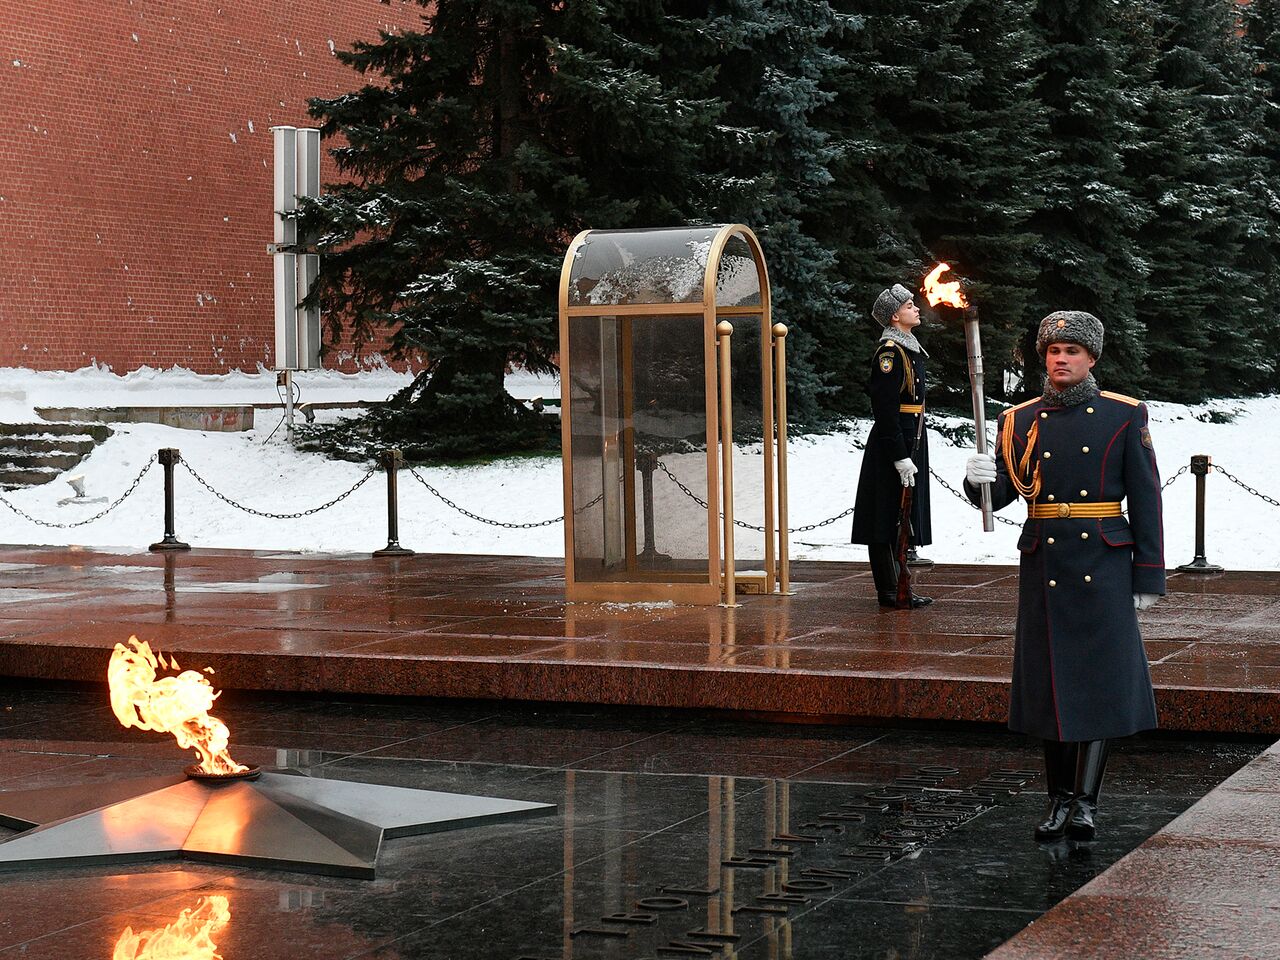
[0,0,424,373]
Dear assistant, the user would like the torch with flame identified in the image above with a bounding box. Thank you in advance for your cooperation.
[922,263,994,532]
[108,637,248,776]
[113,894,230,960]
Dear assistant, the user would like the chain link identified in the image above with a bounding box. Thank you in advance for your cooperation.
[928,467,1022,527]
[179,458,376,518]
[656,459,856,533]
[408,467,566,528]
[1161,464,1188,490]
[1212,464,1280,508]
[0,455,157,529]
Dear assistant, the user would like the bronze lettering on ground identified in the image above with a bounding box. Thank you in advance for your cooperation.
[603,913,659,926]
[517,765,1027,959]
[659,886,719,897]
[570,926,631,939]
[656,942,717,956]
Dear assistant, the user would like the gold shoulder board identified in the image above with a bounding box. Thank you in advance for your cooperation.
[1100,390,1141,407]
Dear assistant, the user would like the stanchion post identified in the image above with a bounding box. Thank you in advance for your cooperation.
[149,448,190,552]
[717,321,737,607]
[373,448,415,558]
[637,450,658,561]
[1177,454,1222,573]
[772,323,792,595]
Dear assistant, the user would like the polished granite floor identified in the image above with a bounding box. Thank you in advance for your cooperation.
[1,546,1278,734]
[0,682,1267,960]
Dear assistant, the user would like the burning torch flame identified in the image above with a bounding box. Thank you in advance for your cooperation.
[922,263,969,309]
[108,636,247,776]
[113,895,231,960]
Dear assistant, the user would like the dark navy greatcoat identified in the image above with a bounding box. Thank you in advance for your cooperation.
[966,390,1165,742]
[851,338,932,546]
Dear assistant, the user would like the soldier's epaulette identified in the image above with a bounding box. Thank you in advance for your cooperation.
[1100,390,1141,406]
[1000,398,1039,418]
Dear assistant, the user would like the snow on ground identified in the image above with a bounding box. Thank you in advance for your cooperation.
[1,365,1277,571]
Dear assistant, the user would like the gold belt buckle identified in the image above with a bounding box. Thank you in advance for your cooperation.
[1057,503,1071,518]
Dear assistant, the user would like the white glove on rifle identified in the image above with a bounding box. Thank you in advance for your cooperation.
[1134,593,1160,611]
[966,452,997,486]
[894,458,917,487]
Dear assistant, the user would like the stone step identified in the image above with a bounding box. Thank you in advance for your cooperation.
[0,450,86,471]
[0,422,113,442]
[0,466,62,487]
[0,437,96,455]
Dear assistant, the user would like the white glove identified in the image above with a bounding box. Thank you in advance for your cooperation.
[966,452,997,486]
[894,458,917,487]
[1134,593,1160,611]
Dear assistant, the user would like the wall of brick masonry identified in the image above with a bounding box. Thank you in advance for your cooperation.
[0,1,424,374]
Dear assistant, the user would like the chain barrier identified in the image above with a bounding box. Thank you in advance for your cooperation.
[178,458,376,519]
[928,467,1022,527]
[656,459,855,533]
[0,455,157,529]
[408,467,566,528]
[1161,464,1188,490]
[1212,464,1280,508]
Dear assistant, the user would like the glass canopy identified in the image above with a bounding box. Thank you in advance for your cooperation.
[558,225,786,606]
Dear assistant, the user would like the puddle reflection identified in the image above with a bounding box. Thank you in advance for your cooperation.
[112,894,230,960]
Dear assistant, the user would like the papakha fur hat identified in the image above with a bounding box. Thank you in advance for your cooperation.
[1036,310,1104,358]
[872,284,914,326]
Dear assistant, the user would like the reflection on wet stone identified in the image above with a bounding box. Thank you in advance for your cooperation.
[0,687,1267,960]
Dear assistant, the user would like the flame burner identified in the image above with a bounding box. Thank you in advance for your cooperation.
[184,763,261,782]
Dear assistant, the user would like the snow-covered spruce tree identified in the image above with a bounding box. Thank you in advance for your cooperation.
[814,5,927,416]
[1240,0,1280,389]
[700,0,848,427]
[300,1,724,460]
[1126,0,1272,401]
[817,1,1046,412]
[1025,0,1151,391]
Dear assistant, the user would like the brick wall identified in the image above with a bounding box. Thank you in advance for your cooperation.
[0,0,423,373]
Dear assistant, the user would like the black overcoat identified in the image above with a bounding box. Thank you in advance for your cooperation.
[851,338,932,546]
[966,390,1165,742]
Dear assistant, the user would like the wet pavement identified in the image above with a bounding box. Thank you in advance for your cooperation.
[0,546,1277,733]
[0,683,1269,960]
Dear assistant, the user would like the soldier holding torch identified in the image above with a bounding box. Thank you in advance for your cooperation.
[964,311,1165,843]
[851,283,933,609]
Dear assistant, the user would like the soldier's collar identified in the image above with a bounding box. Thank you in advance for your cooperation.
[880,326,928,357]
[1040,372,1100,408]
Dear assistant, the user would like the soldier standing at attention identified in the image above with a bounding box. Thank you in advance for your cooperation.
[851,283,933,608]
[964,311,1165,842]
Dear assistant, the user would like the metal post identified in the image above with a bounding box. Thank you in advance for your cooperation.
[149,448,190,551]
[373,448,415,558]
[284,368,295,443]
[771,323,792,595]
[637,450,658,561]
[1177,454,1222,573]
[717,321,737,607]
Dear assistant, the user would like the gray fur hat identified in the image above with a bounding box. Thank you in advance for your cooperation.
[1036,310,1104,358]
[872,284,914,326]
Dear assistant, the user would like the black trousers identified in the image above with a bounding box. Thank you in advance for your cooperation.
[868,543,898,595]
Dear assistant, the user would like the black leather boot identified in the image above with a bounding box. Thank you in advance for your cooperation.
[1067,739,1110,841]
[1034,740,1078,842]
[870,544,932,608]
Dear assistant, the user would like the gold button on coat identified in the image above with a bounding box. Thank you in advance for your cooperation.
[1081,532,1089,540]
[1086,406,1094,414]
[1082,446,1090,453]
[1080,489,1088,497]
[1084,575,1092,583]
[1047,494,1056,501]
[1047,537,1055,545]
[1049,580,1057,587]
[1043,451,1052,459]
[1040,412,1048,419]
